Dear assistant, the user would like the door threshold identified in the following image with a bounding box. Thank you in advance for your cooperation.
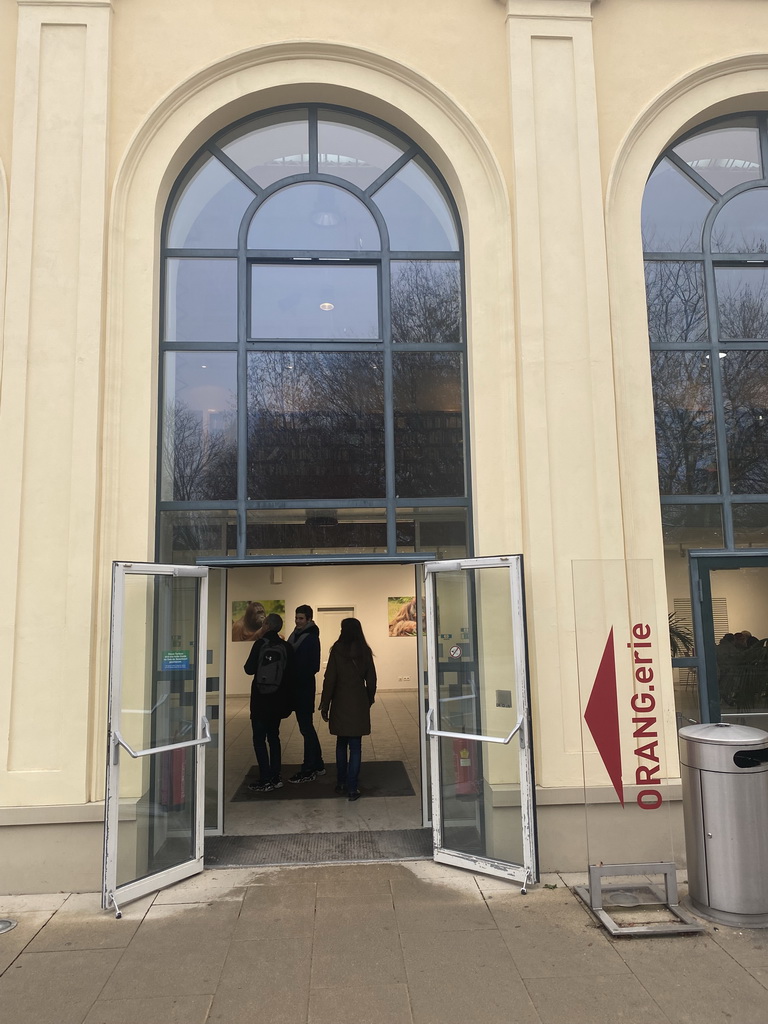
[205,828,432,867]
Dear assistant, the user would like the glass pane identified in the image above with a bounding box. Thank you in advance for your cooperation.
[246,508,387,555]
[220,110,309,187]
[393,353,465,496]
[373,157,459,251]
[721,350,768,492]
[713,189,768,253]
[716,266,768,340]
[250,264,379,339]
[673,121,761,194]
[165,259,237,342]
[247,182,380,251]
[661,503,724,551]
[247,352,385,498]
[115,573,200,886]
[433,567,524,866]
[641,158,713,252]
[734,503,768,546]
[396,507,468,557]
[711,567,768,727]
[652,351,719,494]
[167,153,255,248]
[318,110,405,189]
[644,261,708,344]
[161,352,237,501]
[158,510,238,564]
[674,666,701,729]
[391,261,462,344]
[662,506,722,667]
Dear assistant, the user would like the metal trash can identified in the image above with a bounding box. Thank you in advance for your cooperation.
[679,723,768,927]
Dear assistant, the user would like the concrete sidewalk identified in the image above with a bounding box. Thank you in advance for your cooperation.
[1,860,767,1024]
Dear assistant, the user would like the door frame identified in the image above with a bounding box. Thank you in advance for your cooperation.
[423,555,538,885]
[690,549,768,722]
[102,562,210,913]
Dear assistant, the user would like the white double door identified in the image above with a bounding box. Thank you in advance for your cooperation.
[103,555,537,910]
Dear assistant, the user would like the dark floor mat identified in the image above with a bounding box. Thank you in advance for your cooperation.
[205,828,432,866]
[231,761,415,801]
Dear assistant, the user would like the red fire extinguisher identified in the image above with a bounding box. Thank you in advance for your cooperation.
[453,738,480,797]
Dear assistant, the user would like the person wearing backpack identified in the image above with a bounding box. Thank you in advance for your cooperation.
[319,617,377,801]
[244,613,294,793]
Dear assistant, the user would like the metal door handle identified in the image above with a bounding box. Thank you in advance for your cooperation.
[425,707,523,745]
[113,716,211,759]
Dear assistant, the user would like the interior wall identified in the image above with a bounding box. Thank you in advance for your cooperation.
[225,564,420,696]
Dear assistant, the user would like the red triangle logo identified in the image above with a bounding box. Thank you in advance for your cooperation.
[584,628,624,805]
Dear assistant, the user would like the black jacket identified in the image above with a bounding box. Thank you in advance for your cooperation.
[286,621,321,713]
[245,631,294,720]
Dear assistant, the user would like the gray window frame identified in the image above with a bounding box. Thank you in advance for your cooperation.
[157,104,472,562]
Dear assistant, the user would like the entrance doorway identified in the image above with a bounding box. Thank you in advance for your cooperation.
[208,562,426,843]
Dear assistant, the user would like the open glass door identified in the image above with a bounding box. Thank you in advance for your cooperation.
[424,556,537,885]
[103,562,210,915]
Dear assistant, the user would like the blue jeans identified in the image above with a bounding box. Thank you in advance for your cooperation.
[336,736,362,794]
[251,714,282,783]
[295,709,324,773]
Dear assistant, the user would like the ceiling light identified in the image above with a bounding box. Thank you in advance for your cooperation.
[320,302,334,311]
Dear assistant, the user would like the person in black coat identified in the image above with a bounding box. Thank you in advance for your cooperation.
[319,618,376,801]
[286,604,325,783]
[245,613,294,793]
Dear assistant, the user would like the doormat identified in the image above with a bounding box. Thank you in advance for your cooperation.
[231,761,415,801]
[205,828,432,866]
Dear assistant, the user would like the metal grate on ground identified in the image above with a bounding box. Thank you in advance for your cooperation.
[205,828,432,868]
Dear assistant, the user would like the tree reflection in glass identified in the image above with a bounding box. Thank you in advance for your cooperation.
[716,267,768,340]
[722,351,768,493]
[391,261,461,344]
[246,352,385,499]
[393,353,465,496]
[644,261,708,344]
[161,353,237,501]
[652,351,719,494]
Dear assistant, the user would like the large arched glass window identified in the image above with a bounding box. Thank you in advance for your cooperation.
[158,106,469,562]
[643,114,768,554]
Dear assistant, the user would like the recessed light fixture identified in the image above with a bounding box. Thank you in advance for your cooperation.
[320,302,335,311]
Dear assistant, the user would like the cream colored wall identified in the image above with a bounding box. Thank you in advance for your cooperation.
[224,565,419,697]
[4,0,768,849]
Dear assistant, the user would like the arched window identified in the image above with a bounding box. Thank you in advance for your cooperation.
[643,114,768,554]
[158,106,469,562]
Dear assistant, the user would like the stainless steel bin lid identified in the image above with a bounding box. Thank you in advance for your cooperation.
[679,723,768,772]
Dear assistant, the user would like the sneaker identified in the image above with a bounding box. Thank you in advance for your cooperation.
[288,770,316,784]
[270,779,284,790]
[248,781,273,793]
[314,767,327,776]
[348,791,361,802]
[334,784,346,795]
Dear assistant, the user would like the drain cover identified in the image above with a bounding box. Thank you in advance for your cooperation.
[0,919,17,934]
[606,891,642,907]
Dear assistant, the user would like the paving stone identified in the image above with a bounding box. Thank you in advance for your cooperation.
[207,980,309,1023]
[394,892,496,932]
[25,894,153,953]
[126,899,241,952]
[0,948,123,1024]
[220,936,313,987]
[101,945,228,999]
[233,882,317,940]
[613,933,768,1024]
[82,994,214,1023]
[524,972,666,1024]
[0,893,69,914]
[309,982,414,1024]
[490,893,629,978]
[406,956,540,1024]
[312,945,407,988]
[0,912,52,972]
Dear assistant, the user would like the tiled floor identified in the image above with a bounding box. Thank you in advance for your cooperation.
[222,689,425,836]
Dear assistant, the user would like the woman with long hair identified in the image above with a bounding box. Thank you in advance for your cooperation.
[319,617,377,801]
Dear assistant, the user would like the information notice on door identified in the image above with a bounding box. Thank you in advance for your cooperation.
[162,650,190,670]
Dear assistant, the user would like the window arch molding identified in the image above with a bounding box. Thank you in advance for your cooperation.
[158,102,472,563]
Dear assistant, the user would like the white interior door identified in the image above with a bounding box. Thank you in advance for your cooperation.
[425,556,537,885]
[102,562,210,914]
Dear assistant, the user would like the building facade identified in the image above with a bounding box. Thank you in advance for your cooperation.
[3,0,768,895]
